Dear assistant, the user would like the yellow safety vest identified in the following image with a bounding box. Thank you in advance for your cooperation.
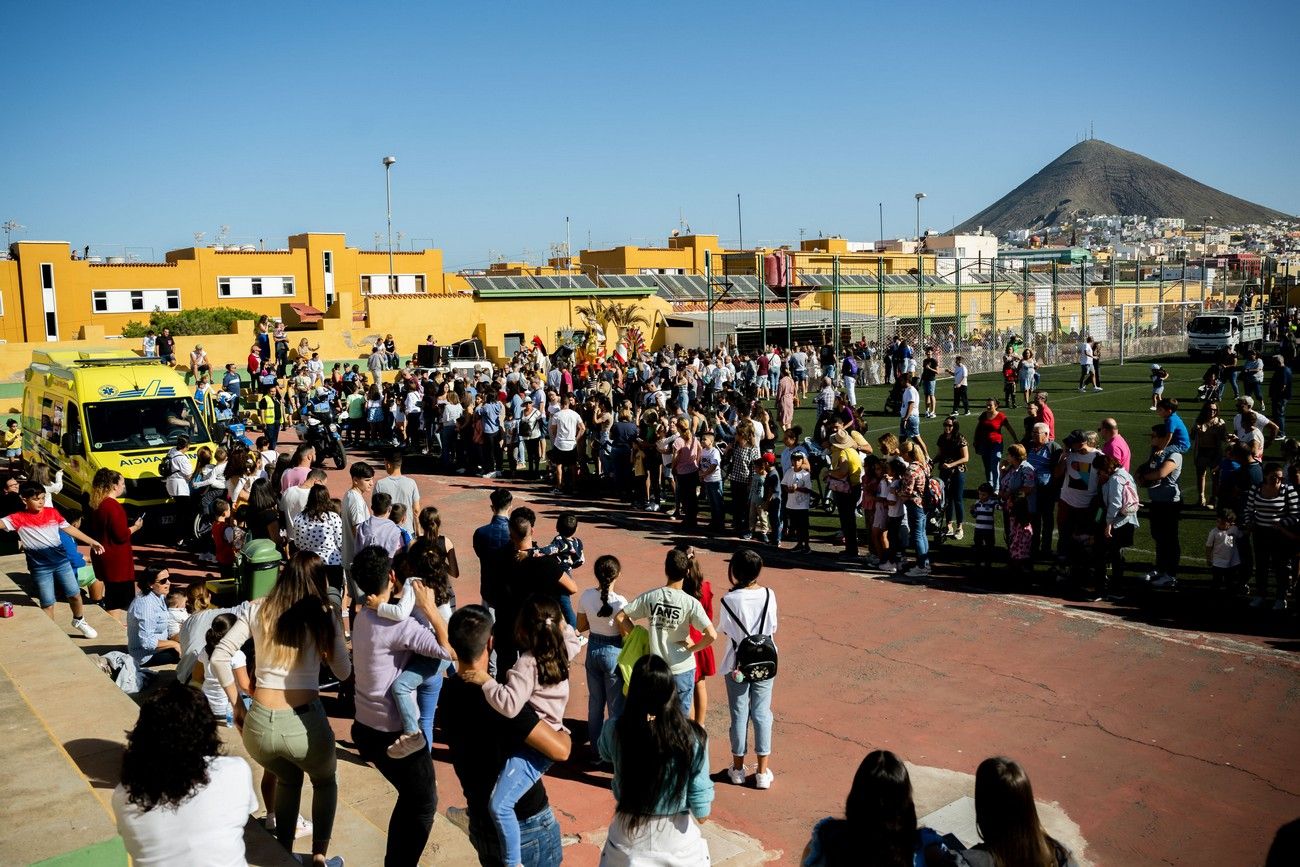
[259,395,278,426]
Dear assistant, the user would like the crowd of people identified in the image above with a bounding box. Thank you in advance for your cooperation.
[4,312,1298,866]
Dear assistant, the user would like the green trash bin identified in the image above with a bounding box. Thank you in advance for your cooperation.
[208,538,282,604]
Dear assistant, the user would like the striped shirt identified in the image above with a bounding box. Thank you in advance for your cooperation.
[0,507,69,553]
[1244,485,1299,530]
[972,499,999,532]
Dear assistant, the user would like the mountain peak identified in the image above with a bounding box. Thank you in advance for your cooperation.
[956,141,1289,234]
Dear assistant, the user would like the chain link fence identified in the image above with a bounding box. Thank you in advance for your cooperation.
[669,257,1223,374]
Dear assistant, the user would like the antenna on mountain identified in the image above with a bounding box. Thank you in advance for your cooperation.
[1090,121,1094,140]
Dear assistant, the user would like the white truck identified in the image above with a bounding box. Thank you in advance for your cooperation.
[1186,310,1264,358]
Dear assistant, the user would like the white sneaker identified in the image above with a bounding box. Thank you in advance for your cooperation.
[1093,386,1103,392]
[1078,387,1086,393]
[386,731,427,759]
[1149,574,1177,589]
[72,618,98,639]
[755,769,774,789]
[727,767,748,786]
[294,815,313,839]
[954,526,964,541]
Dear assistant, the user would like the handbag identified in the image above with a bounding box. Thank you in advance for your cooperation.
[720,590,778,682]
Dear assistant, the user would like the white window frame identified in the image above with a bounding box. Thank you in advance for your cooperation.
[91,288,184,314]
[361,273,426,295]
[215,276,296,298]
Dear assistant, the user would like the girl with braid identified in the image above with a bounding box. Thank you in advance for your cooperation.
[576,555,628,763]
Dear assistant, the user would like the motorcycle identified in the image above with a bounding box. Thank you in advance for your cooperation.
[297,407,347,469]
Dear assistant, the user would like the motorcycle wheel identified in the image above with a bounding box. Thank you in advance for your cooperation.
[332,440,347,469]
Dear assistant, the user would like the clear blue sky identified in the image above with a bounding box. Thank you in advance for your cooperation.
[3,0,1295,269]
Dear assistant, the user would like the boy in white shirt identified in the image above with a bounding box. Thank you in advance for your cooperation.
[946,355,970,416]
[1205,508,1244,594]
[698,432,725,532]
[782,451,813,553]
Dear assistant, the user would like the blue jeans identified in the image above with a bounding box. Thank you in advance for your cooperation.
[906,502,930,566]
[703,480,724,528]
[391,656,447,740]
[943,469,966,527]
[27,548,78,609]
[490,747,553,866]
[672,668,695,716]
[899,415,920,441]
[768,372,779,394]
[586,634,625,750]
[470,806,561,867]
[979,444,1002,492]
[725,676,774,757]
[557,593,577,628]
[1273,399,1288,437]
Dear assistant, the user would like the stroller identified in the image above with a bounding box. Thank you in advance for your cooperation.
[802,437,836,513]
[922,466,947,549]
[883,378,904,415]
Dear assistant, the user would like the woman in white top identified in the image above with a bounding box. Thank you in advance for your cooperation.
[576,554,628,760]
[717,548,778,790]
[210,552,349,866]
[113,682,259,867]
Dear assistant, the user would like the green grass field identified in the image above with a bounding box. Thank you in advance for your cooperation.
[790,355,1295,589]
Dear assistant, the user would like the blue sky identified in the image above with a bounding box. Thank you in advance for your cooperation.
[3,0,1295,269]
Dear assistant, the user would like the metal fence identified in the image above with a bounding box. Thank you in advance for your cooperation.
[666,255,1224,374]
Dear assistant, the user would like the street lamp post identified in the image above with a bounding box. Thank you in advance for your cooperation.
[914,192,926,242]
[383,155,397,292]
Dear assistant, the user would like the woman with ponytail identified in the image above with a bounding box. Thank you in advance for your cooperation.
[598,653,714,866]
[576,554,627,761]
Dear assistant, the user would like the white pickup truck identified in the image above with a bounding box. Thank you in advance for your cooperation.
[1186,310,1264,358]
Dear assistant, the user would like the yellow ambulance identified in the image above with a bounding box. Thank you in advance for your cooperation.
[21,348,218,530]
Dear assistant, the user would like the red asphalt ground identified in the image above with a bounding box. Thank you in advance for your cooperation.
[159,445,1300,865]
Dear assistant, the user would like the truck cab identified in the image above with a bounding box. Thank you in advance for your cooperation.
[1187,310,1263,358]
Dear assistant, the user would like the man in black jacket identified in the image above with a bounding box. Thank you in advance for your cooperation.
[441,606,570,867]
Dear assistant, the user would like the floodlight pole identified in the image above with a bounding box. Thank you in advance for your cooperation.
[383,156,397,292]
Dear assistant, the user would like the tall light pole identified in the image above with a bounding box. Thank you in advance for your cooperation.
[383,155,397,292]
[914,192,927,242]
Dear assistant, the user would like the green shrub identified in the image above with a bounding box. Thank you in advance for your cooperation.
[121,307,262,338]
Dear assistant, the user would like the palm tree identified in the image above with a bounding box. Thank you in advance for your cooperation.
[575,297,650,346]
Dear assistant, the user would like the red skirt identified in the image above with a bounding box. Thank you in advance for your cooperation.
[691,625,717,681]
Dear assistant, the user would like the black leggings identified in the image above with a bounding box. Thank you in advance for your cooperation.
[834,490,859,555]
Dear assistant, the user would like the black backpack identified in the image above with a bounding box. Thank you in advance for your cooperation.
[720,590,778,682]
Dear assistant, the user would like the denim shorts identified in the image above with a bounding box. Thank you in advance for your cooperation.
[28,548,79,608]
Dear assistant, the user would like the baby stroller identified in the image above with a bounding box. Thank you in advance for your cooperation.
[883,378,904,415]
[923,470,947,549]
[802,437,836,513]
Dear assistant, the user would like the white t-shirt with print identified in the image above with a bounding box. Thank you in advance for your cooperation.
[578,587,627,637]
[783,468,812,510]
[621,586,711,675]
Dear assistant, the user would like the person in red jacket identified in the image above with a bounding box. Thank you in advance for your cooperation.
[85,469,143,621]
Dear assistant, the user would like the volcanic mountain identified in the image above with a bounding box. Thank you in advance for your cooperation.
[956,139,1291,234]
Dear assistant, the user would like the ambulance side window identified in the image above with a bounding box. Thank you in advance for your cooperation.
[62,401,84,456]
[41,396,63,443]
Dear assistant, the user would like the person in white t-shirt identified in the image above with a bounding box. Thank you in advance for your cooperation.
[717,548,778,790]
[898,373,921,442]
[548,394,586,494]
[1077,337,1099,391]
[782,451,813,553]
[615,547,716,716]
[113,682,262,867]
[945,355,970,416]
[576,554,629,759]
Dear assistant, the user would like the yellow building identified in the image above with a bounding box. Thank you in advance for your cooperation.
[577,233,935,281]
[0,233,445,344]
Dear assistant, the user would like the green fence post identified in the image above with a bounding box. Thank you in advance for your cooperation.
[876,257,885,347]
[1021,260,1030,341]
[916,254,924,338]
[832,255,841,349]
[1051,261,1059,339]
[784,253,793,351]
[705,250,714,350]
[954,261,963,339]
